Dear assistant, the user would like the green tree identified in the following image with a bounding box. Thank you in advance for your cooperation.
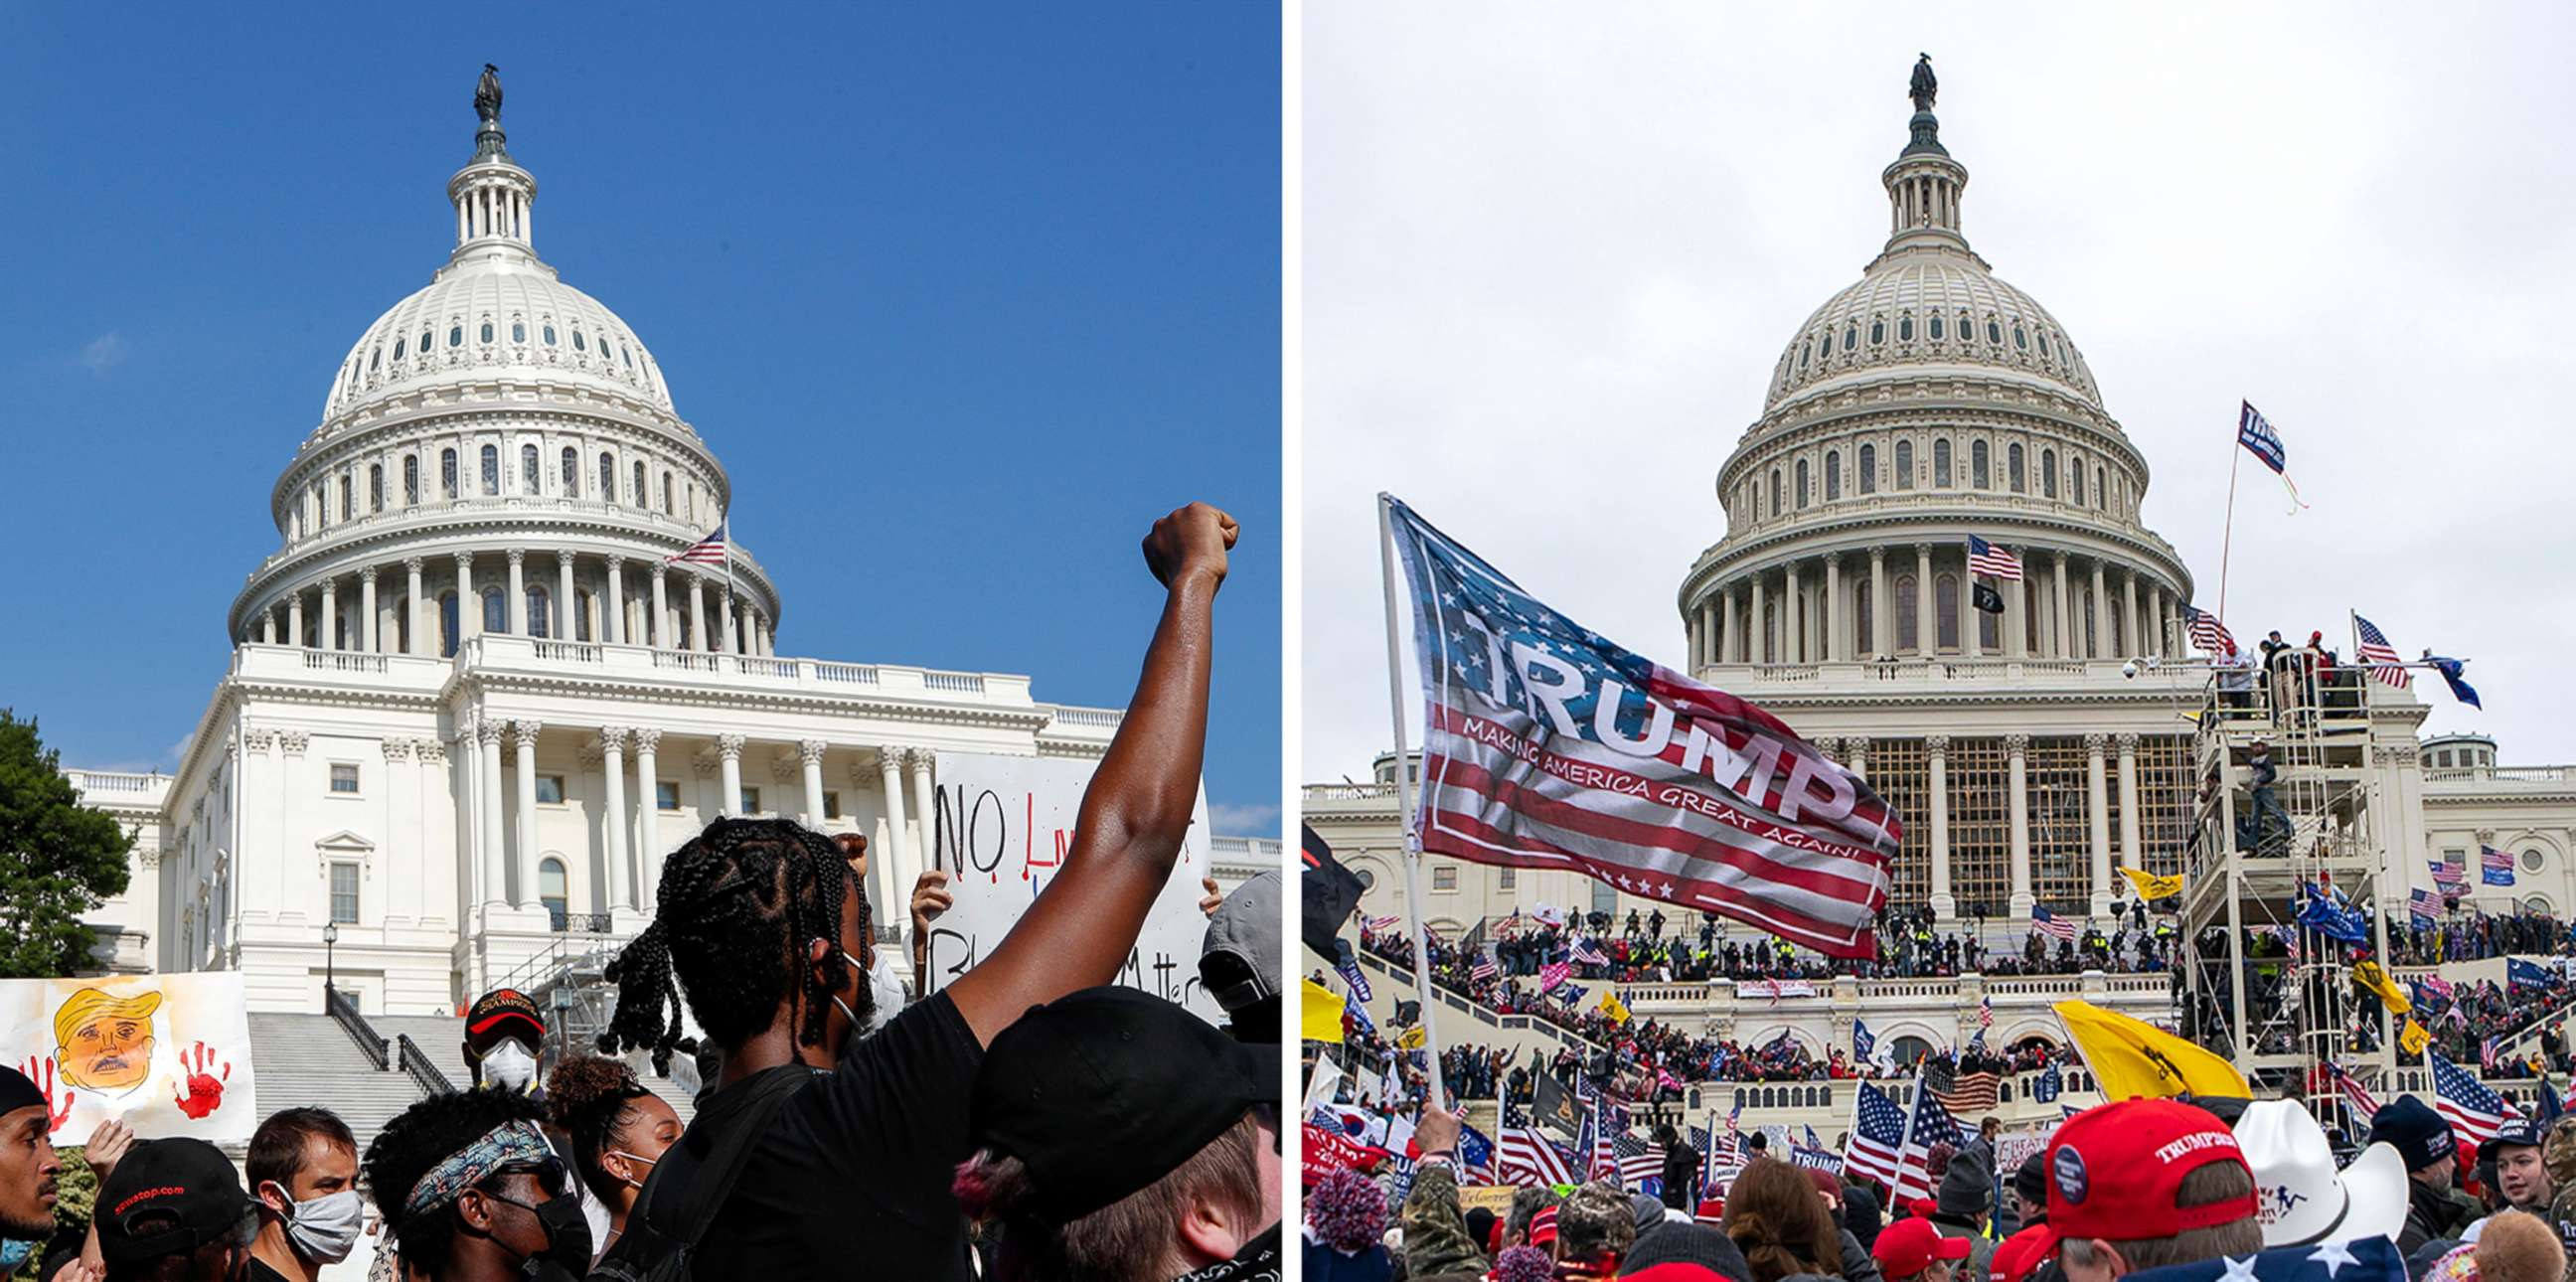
[0,710,134,977]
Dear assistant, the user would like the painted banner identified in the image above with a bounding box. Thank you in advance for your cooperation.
[923,751,1219,1023]
[0,973,258,1145]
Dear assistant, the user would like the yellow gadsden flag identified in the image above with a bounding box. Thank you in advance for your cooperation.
[2117,867,2184,902]
[2053,1000,2249,1101]
[1396,1025,1427,1050]
[2350,960,2411,1016]
[2399,1019,2431,1057]
[1599,990,1632,1026]
[1300,979,1347,1043]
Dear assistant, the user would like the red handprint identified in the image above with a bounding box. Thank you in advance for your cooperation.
[16,1056,72,1133]
[172,1042,230,1120]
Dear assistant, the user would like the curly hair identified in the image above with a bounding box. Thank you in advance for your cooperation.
[545,1054,650,1202]
[596,818,873,1071]
[362,1087,547,1278]
[1305,1168,1390,1254]
[951,1113,1265,1281]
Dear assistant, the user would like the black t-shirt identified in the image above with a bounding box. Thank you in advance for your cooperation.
[243,1258,294,1282]
[690,991,986,1281]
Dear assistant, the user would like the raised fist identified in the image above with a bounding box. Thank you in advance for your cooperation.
[18,1056,72,1133]
[1141,502,1236,591]
[172,1042,231,1120]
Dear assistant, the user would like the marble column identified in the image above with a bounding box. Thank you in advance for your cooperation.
[604,557,626,645]
[2089,561,2110,660]
[1914,544,1934,655]
[514,721,543,905]
[2007,572,2027,660]
[1750,575,1768,665]
[2051,553,2071,660]
[2116,732,2143,875]
[799,739,829,827]
[260,610,276,644]
[855,759,899,914]
[319,577,338,652]
[454,713,482,905]
[478,718,507,905]
[878,748,914,894]
[650,565,669,649]
[1783,561,1802,663]
[1824,556,1843,662]
[506,550,527,637]
[457,553,480,643]
[2006,733,2032,917]
[557,551,575,641]
[600,728,630,911]
[405,558,425,656]
[720,588,737,656]
[359,568,379,653]
[2085,732,2113,916]
[689,577,708,652]
[717,733,745,816]
[633,728,663,904]
[2122,569,2140,658]
[1846,737,1867,780]
[1869,549,1889,657]
[908,749,938,878]
[1927,735,1955,920]
[1698,601,1717,671]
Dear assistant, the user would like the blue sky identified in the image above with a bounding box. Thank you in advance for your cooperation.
[0,5,1282,833]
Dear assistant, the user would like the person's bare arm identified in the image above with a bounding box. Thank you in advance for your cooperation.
[947,502,1234,1044]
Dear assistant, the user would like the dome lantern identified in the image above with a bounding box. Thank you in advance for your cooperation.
[448,65,538,262]
[1880,58,1971,259]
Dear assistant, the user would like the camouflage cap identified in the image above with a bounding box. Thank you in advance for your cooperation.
[2542,1116,2576,1186]
[1556,1181,1638,1262]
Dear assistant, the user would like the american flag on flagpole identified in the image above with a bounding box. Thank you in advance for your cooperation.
[2329,1063,2381,1124]
[2430,860,2467,893]
[2410,886,2443,922]
[1844,1082,1906,1191]
[2353,614,2411,689]
[2031,906,2077,943]
[1966,536,2024,581]
[2430,1050,2520,1145]
[1978,997,1995,1029]
[2239,401,2308,511]
[1583,1102,1619,1184]
[2183,604,2238,661]
[1891,1077,1964,1202]
[1615,1131,1666,1188]
[667,518,729,565]
[1498,1101,1575,1188]
[1386,497,1899,959]
[1471,950,1500,984]
[2483,845,2516,887]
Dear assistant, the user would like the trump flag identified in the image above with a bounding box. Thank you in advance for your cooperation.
[1386,496,1898,958]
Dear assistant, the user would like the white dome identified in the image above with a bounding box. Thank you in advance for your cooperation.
[323,257,674,422]
[1766,254,2100,413]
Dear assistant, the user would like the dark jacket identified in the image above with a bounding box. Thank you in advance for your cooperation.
[2397,1176,2478,1255]
[1838,1228,1884,1282]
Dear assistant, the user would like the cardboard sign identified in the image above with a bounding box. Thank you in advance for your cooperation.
[0,973,259,1145]
[923,751,1219,1022]
[1456,1184,1521,1213]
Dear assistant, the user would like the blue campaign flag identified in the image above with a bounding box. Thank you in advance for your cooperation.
[2426,654,2482,710]
[1459,1122,1497,1174]
[2540,1079,2567,1126]
[2033,1062,2063,1102]
[1853,1020,1876,1062]
[1345,989,1376,1037]
[1337,957,1373,1004]
[2238,401,2289,474]
[2509,958,2552,990]
[2295,884,2368,944]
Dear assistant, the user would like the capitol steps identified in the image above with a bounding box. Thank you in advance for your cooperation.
[244,1013,438,1158]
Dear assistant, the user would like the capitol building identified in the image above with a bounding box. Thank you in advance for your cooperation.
[1310,77,2576,1110]
[65,86,1273,1020]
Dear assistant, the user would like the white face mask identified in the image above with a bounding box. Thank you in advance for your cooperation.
[273,1186,365,1263]
[482,1039,539,1092]
[863,954,908,1037]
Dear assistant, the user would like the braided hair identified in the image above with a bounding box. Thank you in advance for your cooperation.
[598,817,874,1072]
[545,1054,650,1202]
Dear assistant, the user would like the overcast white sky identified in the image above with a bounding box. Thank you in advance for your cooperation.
[1302,3,2576,782]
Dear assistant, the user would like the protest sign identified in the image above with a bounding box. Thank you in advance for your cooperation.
[0,973,258,1145]
[923,751,1219,1022]
[1457,1184,1520,1213]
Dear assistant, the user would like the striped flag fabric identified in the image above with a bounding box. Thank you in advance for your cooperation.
[2483,1037,2500,1072]
[1979,997,1995,1029]
[2484,845,2516,887]
[2330,1063,2381,1123]
[2430,1050,2520,1146]
[2354,614,2410,689]
[1615,1131,1666,1187]
[1387,497,1900,959]
[1891,1078,1963,1202]
[1844,1082,1907,1189]
[1498,1101,1575,1188]
[2183,604,2238,661]
[1583,1103,1619,1184]
[1929,1068,2000,1115]
[2032,906,2077,943]
[1966,535,2024,581]
[1364,914,1401,934]
[2430,860,2467,893]
[1470,950,1500,984]
[1569,938,1610,967]
[2410,886,2443,922]
[666,518,729,565]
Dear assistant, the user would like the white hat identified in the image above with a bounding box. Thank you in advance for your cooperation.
[2234,1099,2409,1247]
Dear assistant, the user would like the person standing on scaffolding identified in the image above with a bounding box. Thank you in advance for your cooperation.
[2247,738,2293,856]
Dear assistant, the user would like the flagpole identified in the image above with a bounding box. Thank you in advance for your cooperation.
[722,513,734,653]
[2218,430,2242,623]
[1377,493,1448,1107]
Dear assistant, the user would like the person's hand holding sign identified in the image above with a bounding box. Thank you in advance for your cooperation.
[908,870,954,997]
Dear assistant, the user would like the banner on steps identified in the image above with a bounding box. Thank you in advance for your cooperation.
[0,972,258,1146]
[923,751,1219,1024]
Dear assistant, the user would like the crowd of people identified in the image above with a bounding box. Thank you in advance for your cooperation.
[2388,909,2576,967]
[1454,906,2173,990]
[1306,1086,2576,1282]
[0,505,1284,1282]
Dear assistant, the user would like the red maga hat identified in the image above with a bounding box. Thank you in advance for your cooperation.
[2042,1099,2257,1254]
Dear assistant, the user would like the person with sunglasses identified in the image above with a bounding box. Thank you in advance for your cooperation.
[362,1088,593,1282]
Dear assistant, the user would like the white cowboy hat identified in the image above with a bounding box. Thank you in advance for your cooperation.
[2234,1099,2409,1247]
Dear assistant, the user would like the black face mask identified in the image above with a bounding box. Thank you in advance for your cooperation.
[488,1192,594,1276]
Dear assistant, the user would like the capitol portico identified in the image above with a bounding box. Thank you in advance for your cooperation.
[65,82,1271,1018]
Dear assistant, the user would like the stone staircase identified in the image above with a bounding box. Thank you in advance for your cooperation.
[244,1014,443,1158]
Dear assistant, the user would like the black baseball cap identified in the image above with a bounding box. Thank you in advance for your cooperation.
[94,1138,256,1267]
[2480,1116,2545,1161]
[466,988,546,1049]
[970,986,1277,1223]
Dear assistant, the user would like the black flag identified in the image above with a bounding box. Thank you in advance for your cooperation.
[1973,581,2005,614]
[1301,824,1365,960]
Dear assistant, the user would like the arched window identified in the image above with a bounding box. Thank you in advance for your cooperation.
[1843,323,1857,352]
[521,443,541,496]
[420,329,433,357]
[1825,450,1842,500]
[1894,574,1919,653]
[1987,319,2003,346]
[632,461,647,507]
[621,344,633,369]
[1971,440,1990,489]
[543,324,558,346]
[394,338,405,361]
[1869,319,1884,345]
[1795,458,1811,508]
[1770,469,1783,517]
[482,587,507,634]
[2041,449,2058,498]
[439,592,460,657]
[1893,440,1914,490]
[2009,443,2025,493]
[1936,572,1960,649]
[527,585,552,639]
[1933,439,1953,487]
[1858,443,1877,495]
[403,456,419,506]
[561,447,578,497]
[2071,463,2085,507]
[599,452,615,502]
[480,445,500,496]
[442,448,459,499]
[540,859,568,930]
[1853,579,1873,658]
[511,321,526,344]
[2096,466,2108,509]
[662,473,675,514]
[480,321,495,345]
[341,476,355,521]
[448,324,463,349]
[370,464,384,512]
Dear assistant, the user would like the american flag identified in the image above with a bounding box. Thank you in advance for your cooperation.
[1539,961,1572,992]
[2409,886,2442,923]
[1387,497,1900,959]
[2484,845,2516,888]
[2483,1037,2500,1072]
[2430,860,2466,892]
[1892,1077,1965,1202]
[1581,1102,1619,1184]
[1966,535,2024,581]
[1364,914,1400,934]
[1569,938,1610,967]
[1615,1130,1666,1188]
[2430,1050,2520,1146]
[2032,906,2077,943]
[1927,1064,2000,1115]
[1979,997,1995,1029]
[1498,1101,1575,1188]
[2329,1062,2381,1124]
[2183,603,2238,661]
[666,519,729,565]
[2353,614,2410,689]
[1843,1082,1907,1189]
[1470,950,1500,984]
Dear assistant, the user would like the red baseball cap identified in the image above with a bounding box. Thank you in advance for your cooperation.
[1875,1217,1974,1280]
[1991,1224,2051,1282]
[2042,1100,2258,1254]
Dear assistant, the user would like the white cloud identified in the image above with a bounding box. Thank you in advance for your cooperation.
[1209,801,1281,837]
[79,331,127,373]
[1303,6,2576,780]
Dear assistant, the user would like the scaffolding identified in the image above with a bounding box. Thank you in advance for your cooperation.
[2177,651,2395,1124]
